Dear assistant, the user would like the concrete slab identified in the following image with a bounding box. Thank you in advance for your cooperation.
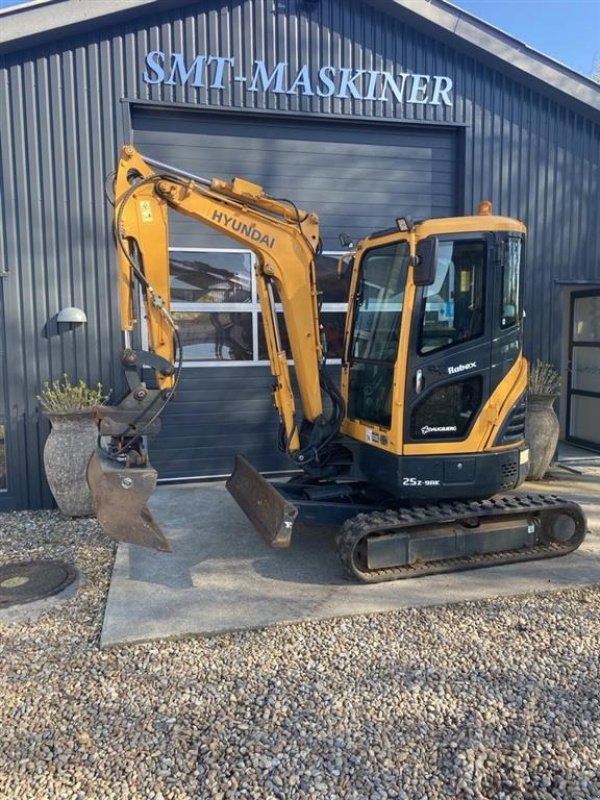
[557,440,600,466]
[101,471,600,647]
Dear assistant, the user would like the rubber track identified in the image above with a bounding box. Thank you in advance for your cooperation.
[336,493,587,583]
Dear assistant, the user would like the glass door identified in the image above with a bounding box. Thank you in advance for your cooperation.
[567,290,600,450]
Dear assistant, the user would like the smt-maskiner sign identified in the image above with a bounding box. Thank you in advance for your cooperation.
[143,52,454,105]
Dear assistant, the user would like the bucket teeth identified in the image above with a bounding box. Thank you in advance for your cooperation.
[226,455,298,548]
[87,449,172,552]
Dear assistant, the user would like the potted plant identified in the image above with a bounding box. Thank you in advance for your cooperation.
[38,374,109,516]
[526,360,561,480]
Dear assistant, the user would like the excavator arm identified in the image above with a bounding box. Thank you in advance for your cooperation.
[88,145,342,549]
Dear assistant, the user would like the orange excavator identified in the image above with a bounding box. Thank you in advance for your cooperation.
[87,145,586,582]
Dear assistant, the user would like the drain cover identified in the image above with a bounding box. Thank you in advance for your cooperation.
[0,560,77,608]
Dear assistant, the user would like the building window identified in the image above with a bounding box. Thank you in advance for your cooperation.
[166,249,348,365]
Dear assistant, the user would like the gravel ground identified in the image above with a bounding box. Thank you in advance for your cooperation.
[0,510,599,800]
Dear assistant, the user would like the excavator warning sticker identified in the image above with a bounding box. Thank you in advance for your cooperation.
[140,200,154,223]
[366,429,388,445]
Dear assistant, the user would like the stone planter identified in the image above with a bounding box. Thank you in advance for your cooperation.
[43,408,98,516]
[526,393,560,481]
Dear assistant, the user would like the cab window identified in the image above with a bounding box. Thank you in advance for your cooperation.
[501,235,523,329]
[419,239,486,355]
[347,241,409,427]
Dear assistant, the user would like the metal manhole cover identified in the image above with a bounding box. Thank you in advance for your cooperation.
[0,560,77,608]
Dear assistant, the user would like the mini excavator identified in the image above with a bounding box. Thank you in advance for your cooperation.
[87,145,586,583]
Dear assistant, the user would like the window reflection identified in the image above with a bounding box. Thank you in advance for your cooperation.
[350,242,408,363]
[315,254,350,303]
[173,311,253,361]
[346,242,409,428]
[321,313,346,359]
[419,239,486,354]
[570,395,600,445]
[501,236,523,329]
[170,251,252,303]
[258,312,346,361]
[573,296,600,343]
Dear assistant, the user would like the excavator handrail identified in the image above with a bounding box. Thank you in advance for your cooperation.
[141,154,213,187]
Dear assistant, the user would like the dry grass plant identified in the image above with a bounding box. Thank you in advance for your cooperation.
[528,360,561,396]
[37,374,110,413]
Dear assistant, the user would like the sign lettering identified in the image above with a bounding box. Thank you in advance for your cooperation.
[143,52,453,106]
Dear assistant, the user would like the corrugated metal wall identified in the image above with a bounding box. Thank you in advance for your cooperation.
[0,0,599,507]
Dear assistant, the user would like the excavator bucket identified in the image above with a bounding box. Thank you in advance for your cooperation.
[226,455,298,548]
[87,449,172,552]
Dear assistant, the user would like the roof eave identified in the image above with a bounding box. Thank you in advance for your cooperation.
[381,0,600,114]
[0,0,200,52]
[1,0,599,116]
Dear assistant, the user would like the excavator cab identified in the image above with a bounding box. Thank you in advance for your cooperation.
[337,212,529,502]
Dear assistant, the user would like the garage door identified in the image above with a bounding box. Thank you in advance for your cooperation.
[131,107,458,480]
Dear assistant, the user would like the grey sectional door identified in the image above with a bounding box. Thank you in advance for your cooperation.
[131,106,458,480]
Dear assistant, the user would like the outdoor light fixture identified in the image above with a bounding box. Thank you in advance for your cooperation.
[56,306,87,324]
[396,215,415,232]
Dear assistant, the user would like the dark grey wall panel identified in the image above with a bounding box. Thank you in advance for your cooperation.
[132,107,458,249]
[150,367,290,479]
[0,0,599,505]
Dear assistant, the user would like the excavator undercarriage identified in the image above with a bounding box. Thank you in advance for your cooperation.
[226,455,586,582]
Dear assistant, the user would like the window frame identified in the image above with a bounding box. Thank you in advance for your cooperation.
[142,247,347,367]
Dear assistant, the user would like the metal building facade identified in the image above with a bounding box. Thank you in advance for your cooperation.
[0,0,599,509]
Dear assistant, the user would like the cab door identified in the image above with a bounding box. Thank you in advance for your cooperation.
[403,234,494,453]
[341,235,412,448]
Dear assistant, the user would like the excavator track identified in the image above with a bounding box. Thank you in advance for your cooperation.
[336,494,587,583]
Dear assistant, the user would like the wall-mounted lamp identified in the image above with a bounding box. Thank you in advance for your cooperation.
[56,306,87,324]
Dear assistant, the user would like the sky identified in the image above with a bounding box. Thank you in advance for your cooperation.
[451,0,599,79]
[0,0,598,80]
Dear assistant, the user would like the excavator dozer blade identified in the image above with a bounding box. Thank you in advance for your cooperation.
[226,455,298,548]
[87,449,172,552]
